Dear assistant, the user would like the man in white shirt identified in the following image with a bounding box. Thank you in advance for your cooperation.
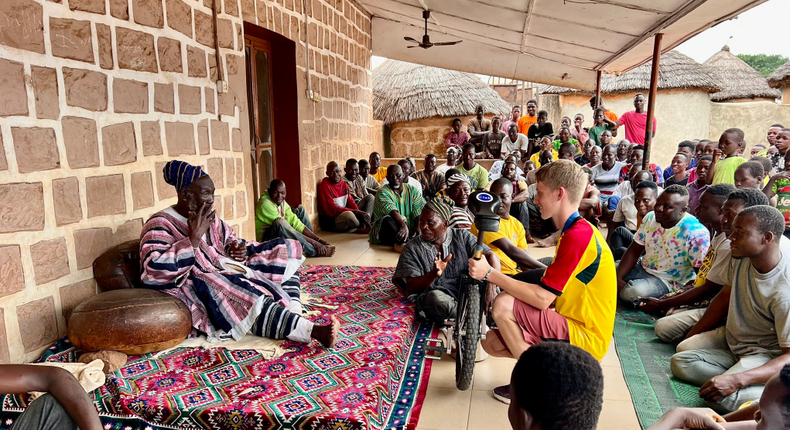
[501,124,530,159]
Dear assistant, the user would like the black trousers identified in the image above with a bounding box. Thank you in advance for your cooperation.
[511,201,530,230]
[610,226,635,261]
[526,200,557,238]
[378,215,403,246]
[11,394,79,430]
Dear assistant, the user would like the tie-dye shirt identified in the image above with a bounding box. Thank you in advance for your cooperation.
[633,212,710,290]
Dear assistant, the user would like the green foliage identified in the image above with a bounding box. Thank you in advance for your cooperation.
[737,54,789,77]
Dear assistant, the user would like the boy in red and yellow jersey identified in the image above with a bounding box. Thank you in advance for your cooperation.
[468,160,617,405]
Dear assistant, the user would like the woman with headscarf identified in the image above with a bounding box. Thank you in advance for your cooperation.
[445,170,475,230]
[393,196,500,324]
[140,160,339,348]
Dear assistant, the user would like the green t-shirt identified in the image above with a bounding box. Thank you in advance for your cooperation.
[552,138,579,151]
[254,190,305,241]
[773,178,790,229]
[456,163,489,190]
[712,156,746,185]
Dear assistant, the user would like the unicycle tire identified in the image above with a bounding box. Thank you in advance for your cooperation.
[455,281,482,390]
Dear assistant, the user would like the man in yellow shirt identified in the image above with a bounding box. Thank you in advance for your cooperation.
[468,161,617,405]
[369,152,387,183]
[472,178,546,275]
[517,99,538,135]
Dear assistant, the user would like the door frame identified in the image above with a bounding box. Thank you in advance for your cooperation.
[243,23,302,204]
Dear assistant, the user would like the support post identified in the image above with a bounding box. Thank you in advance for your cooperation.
[643,33,663,170]
[594,70,602,108]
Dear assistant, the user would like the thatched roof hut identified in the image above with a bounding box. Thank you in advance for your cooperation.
[703,46,780,102]
[768,59,790,89]
[373,59,511,125]
[540,50,721,95]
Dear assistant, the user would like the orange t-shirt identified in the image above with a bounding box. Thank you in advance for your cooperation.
[604,110,618,122]
[518,115,537,135]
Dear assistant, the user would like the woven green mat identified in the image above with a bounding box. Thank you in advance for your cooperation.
[613,307,705,428]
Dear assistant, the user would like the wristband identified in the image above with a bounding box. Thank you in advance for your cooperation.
[483,267,493,282]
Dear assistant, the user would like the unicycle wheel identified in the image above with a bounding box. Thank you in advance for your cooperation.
[455,279,482,390]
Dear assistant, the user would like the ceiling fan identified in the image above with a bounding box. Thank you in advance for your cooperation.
[404,10,462,49]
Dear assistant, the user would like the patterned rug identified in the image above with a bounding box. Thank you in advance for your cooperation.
[613,307,705,428]
[0,265,435,430]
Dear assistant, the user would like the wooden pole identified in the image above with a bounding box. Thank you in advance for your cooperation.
[594,70,602,108]
[643,33,663,171]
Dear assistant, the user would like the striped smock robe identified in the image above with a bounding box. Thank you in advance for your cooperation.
[140,208,309,342]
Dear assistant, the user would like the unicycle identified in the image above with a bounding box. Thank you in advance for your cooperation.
[424,190,501,391]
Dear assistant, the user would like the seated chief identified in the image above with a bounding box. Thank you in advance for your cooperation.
[141,161,339,347]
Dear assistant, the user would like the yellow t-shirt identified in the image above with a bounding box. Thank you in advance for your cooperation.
[471,215,527,275]
[372,166,387,183]
[529,149,559,168]
[540,216,616,360]
[712,156,746,185]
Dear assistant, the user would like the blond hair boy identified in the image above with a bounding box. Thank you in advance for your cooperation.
[468,160,617,404]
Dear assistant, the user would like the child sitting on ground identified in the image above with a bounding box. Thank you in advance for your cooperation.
[538,149,554,168]
[688,155,712,215]
[557,142,576,161]
[664,153,690,187]
[522,160,536,174]
[734,161,764,189]
[708,128,747,185]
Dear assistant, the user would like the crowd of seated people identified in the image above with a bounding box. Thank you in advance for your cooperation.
[239,99,790,416]
[398,103,790,415]
[9,90,790,430]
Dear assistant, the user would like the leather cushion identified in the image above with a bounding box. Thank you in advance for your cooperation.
[93,240,143,291]
[68,289,192,355]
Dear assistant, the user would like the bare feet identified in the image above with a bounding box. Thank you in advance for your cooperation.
[535,230,560,247]
[311,315,339,348]
[314,243,337,257]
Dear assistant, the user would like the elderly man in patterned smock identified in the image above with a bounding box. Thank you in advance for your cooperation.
[140,160,339,348]
[393,197,500,324]
[370,164,425,250]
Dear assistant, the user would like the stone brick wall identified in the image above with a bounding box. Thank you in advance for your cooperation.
[0,0,375,363]
[259,0,374,218]
[389,115,477,158]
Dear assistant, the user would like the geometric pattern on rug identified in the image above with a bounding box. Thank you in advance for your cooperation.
[0,265,435,430]
[613,307,705,429]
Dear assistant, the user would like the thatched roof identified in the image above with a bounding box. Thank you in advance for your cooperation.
[373,60,511,125]
[704,46,780,101]
[539,50,721,95]
[768,59,790,89]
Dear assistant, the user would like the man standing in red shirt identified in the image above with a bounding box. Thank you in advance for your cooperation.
[318,161,371,233]
[616,93,656,145]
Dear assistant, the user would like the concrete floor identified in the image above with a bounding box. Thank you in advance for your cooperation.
[306,231,641,430]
